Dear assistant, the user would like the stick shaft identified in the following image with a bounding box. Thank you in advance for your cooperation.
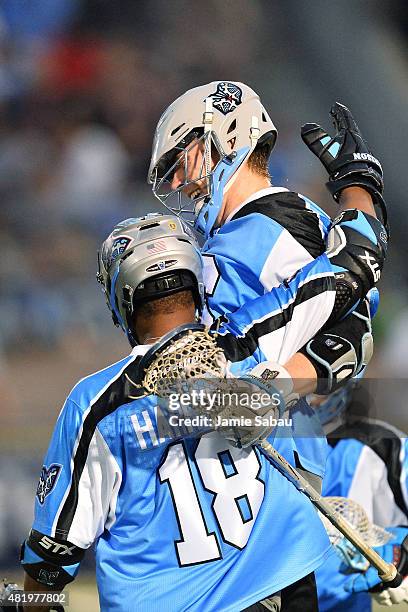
[258,439,398,584]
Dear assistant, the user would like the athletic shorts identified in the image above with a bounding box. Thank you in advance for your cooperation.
[241,572,318,612]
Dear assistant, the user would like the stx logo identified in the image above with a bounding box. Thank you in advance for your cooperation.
[38,569,60,586]
[353,152,381,168]
[39,536,75,556]
[360,251,381,283]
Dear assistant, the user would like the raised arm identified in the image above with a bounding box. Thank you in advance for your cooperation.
[301,102,387,230]
[211,104,388,395]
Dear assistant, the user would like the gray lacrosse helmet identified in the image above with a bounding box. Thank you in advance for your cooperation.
[97,213,205,345]
[147,81,277,234]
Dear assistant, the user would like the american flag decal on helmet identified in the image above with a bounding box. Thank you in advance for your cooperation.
[146,240,167,255]
[209,82,242,115]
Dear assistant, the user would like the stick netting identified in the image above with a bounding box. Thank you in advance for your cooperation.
[322,496,392,547]
[143,328,227,396]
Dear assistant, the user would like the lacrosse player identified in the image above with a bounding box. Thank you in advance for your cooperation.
[310,378,408,611]
[147,81,388,483]
[21,216,338,612]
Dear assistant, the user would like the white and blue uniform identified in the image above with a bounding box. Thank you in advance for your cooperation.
[29,348,331,612]
[202,186,335,478]
[316,417,408,611]
[23,188,340,610]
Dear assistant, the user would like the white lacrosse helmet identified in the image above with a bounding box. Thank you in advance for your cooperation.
[97,213,205,345]
[148,81,277,238]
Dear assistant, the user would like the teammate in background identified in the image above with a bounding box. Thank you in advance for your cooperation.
[147,81,388,483]
[313,381,408,610]
[21,217,335,612]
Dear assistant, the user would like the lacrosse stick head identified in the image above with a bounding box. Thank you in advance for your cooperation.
[138,324,286,449]
[320,496,393,573]
[139,323,228,396]
[322,496,392,549]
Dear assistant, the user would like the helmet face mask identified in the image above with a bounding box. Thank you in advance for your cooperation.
[148,81,277,238]
[151,130,214,226]
[97,214,205,345]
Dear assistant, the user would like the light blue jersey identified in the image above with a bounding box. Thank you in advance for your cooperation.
[316,418,408,611]
[31,350,331,612]
[202,187,334,478]
[26,187,339,610]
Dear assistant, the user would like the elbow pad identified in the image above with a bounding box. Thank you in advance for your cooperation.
[301,299,373,395]
[369,190,389,235]
[326,209,388,324]
[20,530,85,588]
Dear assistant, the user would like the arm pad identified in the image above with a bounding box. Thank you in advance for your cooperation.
[20,530,85,589]
[300,299,373,394]
[326,209,387,324]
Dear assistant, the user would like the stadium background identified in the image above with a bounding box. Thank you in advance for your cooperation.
[0,1,407,609]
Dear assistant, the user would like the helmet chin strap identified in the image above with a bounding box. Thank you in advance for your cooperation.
[203,97,214,195]
[194,115,261,237]
[221,114,260,197]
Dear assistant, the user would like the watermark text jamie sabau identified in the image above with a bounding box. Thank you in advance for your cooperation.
[167,413,293,428]
[165,388,292,429]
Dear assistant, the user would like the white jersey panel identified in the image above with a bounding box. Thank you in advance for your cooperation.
[347,444,407,527]
[67,427,122,548]
[260,229,314,291]
[258,285,335,363]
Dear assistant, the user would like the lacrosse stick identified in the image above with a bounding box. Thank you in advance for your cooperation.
[132,323,402,587]
[257,439,400,585]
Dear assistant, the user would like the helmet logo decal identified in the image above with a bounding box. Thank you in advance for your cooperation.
[109,237,132,267]
[146,259,178,272]
[209,82,242,115]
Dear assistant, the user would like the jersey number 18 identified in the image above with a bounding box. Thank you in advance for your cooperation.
[159,434,265,566]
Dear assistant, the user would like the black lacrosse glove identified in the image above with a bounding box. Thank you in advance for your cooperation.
[301,103,387,227]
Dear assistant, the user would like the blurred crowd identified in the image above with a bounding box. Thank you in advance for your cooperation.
[1,0,408,569]
[1,0,407,361]
[1,1,168,357]
[0,0,357,363]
